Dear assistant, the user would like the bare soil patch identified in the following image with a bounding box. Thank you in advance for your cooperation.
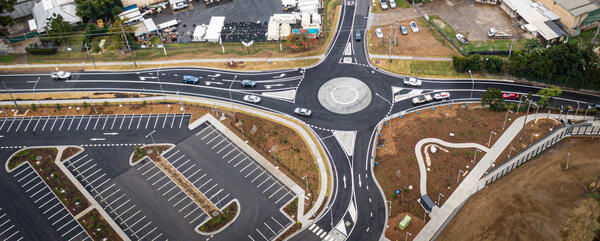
[78,209,123,241]
[494,118,556,167]
[9,148,90,215]
[368,18,458,57]
[375,104,534,239]
[437,138,600,241]
[60,147,82,162]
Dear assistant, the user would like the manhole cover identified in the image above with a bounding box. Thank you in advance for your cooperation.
[35,156,42,161]
[146,149,153,154]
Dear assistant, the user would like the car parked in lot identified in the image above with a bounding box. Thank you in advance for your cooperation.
[355,30,362,41]
[183,75,199,84]
[380,0,388,10]
[294,107,312,117]
[502,92,520,100]
[243,95,261,103]
[433,92,451,100]
[51,71,71,80]
[403,77,422,86]
[410,21,419,32]
[241,79,256,87]
[389,0,396,8]
[456,33,469,44]
[412,94,433,104]
[375,28,384,39]
[400,25,408,35]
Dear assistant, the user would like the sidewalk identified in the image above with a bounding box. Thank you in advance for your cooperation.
[415,113,592,241]
[0,55,324,69]
[368,54,452,61]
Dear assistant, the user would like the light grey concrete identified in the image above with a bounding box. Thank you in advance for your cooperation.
[333,130,356,156]
[317,77,372,114]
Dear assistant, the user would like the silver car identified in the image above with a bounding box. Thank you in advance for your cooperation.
[51,71,71,80]
[294,107,312,117]
[243,95,261,103]
[410,21,419,33]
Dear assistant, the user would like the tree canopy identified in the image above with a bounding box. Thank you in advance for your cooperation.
[45,14,73,44]
[481,87,505,111]
[75,0,123,21]
[536,86,562,107]
[0,0,17,26]
[286,29,318,52]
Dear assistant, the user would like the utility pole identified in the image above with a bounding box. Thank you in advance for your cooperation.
[394,23,398,46]
[468,70,474,100]
[121,25,137,67]
[503,109,513,130]
[592,24,600,45]
[389,24,392,62]
[157,29,167,56]
[519,101,532,142]
[508,39,514,57]
[565,152,571,170]
[84,43,96,68]
[2,81,21,112]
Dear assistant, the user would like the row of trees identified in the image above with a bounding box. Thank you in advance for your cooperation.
[481,86,562,111]
[0,0,122,27]
[453,40,600,90]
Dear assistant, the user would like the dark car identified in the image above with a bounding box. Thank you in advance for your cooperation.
[400,25,408,35]
[355,30,362,41]
[241,79,256,88]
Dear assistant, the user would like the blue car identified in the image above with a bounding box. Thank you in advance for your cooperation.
[183,75,199,84]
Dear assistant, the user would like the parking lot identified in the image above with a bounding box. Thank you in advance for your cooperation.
[0,113,191,135]
[63,153,166,240]
[0,207,24,241]
[10,163,91,241]
[150,0,283,42]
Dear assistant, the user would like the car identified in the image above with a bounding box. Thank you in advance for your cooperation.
[243,95,261,103]
[403,77,422,87]
[456,33,469,44]
[173,1,188,10]
[355,30,362,41]
[488,28,495,37]
[412,94,433,104]
[183,75,199,84]
[294,107,312,117]
[380,0,388,10]
[410,21,419,32]
[389,0,396,8]
[51,71,71,80]
[400,25,408,35]
[502,93,520,100]
[241,79,256,88]
[433,92,451,100]
[375,28,384,39]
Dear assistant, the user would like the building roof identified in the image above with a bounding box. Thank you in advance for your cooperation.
[502,0,533,11]
[133,18,157,36]
[33,0,82,33]
[517,7,548,24]
[554,0,599,16]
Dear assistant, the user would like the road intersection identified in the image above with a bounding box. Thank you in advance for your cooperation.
[1,0,600,240]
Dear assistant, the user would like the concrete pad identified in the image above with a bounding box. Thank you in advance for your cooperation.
[393,89,422,103]
[391,86,403,95]
[317,77,372,114]
[348,200,357,223]
[333,130,356,156]
[261,89,296,101]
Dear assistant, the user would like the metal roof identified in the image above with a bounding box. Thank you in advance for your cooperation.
[554,0,599,16]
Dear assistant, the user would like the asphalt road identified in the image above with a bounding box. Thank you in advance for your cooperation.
[1,0,600,240]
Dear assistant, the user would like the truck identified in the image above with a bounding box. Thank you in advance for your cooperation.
[488,28,512,39]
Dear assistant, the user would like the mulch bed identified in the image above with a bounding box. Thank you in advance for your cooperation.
[197,201,238,233]
[78,209,123,241]
[60,147,81,162]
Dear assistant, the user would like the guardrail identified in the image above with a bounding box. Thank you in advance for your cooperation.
[477,120,600,190]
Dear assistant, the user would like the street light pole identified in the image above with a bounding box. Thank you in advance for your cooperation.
[2,81,21,112]
[389,23,392,63]
[519,101,532,142]
[516,95,523,114]
[437,193,445,205]
[457,169,465,183]
[472,149,480,164]
[487,131,497,147]
[145,130,159,155]
[507,146,516,159]
[157,64,165,101]
[575,102,580,117]
[386,200,391,217]
[502,109,513,130]
[468,70,474,100]
[406,232,412,241]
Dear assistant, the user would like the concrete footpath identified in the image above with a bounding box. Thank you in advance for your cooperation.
[415,113,589,241]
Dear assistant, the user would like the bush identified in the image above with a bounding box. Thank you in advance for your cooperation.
[484,56,503,74]
[452,55,482,72]
[26,47,58,55]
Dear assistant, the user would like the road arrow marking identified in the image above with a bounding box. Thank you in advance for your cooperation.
[103,132,118,136]
[343,175,347,189]
[273,73,286,78]
[204,81,224,86]
[358,175,362,188]
[89,138,106,141]
[207,74,221,78]
[264,84,284,89]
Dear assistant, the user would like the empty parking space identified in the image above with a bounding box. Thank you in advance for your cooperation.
[135,159,214,228]
[10,163,91,241]
[0,207,24,241]
[0,113,190,134]
[247,214,293,241]
[63,154,165,240]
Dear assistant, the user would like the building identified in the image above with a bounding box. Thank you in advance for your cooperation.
[30,0,82,33]
[1,0,36,19]
[536,0,600,34]
[500,0,566,42]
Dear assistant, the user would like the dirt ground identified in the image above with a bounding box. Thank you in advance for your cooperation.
[494,118,557,167]
[438,138,600,241]
[375,104,541,240]
[421,0,523,40]
[369,18,458,57]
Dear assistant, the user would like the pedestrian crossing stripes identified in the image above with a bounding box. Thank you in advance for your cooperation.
[0,143,146,149]
[307,124,333,132]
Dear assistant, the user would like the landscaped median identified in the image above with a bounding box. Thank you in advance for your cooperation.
[6,146,126,241]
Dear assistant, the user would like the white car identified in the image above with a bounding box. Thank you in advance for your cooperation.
[433,92,451,100]
[412,94,433,104]
[243,95,261,103]
[51,71,71,80]
[294,107,312,117]
[410,21,419,33]
[403,77,422,87]
[375,28,384,39]
[389,0,396,8]
[380,0,388,10]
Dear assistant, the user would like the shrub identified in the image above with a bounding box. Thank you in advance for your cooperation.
[484,56,503,74]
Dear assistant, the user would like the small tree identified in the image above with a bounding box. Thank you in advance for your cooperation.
[536,85,562,107]
[30,103,37,111]
[286,29,318,52]
[481,87,505,111]
[83,102,89,108]
[484,56,503,74]
[45,14,73,45]
[525,38,541,52]
[103,101,108,106]
[56,103,61,110]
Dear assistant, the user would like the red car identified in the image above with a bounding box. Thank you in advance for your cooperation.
[502,93,519,100]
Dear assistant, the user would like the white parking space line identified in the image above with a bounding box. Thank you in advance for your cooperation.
[141,165,157,176]
[111,115,117,129]
[248,235,256,241]
[114,208,139,221]
[263,182,278,193]
[43,202,61,215]
[41,116,50,131]
[145,169,162,181]
[71,159,92,172]
[162,113,168,128]
[76,115,84,130]
[175,159,191,169]
[165,150,180,159]
[35,192,52,203]
[208,189,223,201]
[136,115,142,129]
[101,115,108,129]
[178,201,194,212]
[211,138,227,150]
[251,171,265,183]
[84,116,92,130]
[222,148,237,158]
[127,114,134,129]
[23,117,32,132]
[180,164,196,176]
[256,228,269,240]
[170,114,175,128]
[154,114,159,129]
[205,133,221,145]
[179,114,184,128]
[84,173,105,187]
[192,173,207,185]
[21,176,38,187]
[50,117,58,131]
[203,183,218,194]
[234,157,248,167]
[172,196,188,207]
[271,217,285,229]
[186,169,202,179]
[162,185,178,196]
[167,191,184,202]
[197,178,212,190]
[16,171,34,182]
[183,207,200,218]
[14,117,24,132]
[275,191,291,204]
[111,199,131,213]
[151,175,167,186]
[264,222,277,235]
[245,166,259,178]
[58,116,66,131]
[67,116,75,131]
[198,128,216,139]
[226,152,242,163]
[93,184,116,198]
[239,162,254,172]
[156,180,171,191]
[80,169,101,182]
[0,118,7,131]
[217,142,232,153]
[136,160,153,171]
[5,118,15,132]
[145,114,152,129]
[170,155,185,165]
[189,213,206,224]
[13,167,30,177]
[213,194,229,207]
[150,233,163,241]
[119,115,125,129]
[75,163,97,177]
[269,186,285,199]
[114,205,135,220]
[132,223,154,237]
[256,176,272,188]
[123,216,146,231]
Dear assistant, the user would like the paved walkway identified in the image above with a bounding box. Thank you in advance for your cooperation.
[415,113,589,241]
[414,138,489,197]
[369,54,452,61]
[0,55,324,69]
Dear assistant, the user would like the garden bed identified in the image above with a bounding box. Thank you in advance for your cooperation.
[131,145,171,164]
[9,148,90,215]
[283,198,298,220]
[197,201,238,233]
[78,209,122,241]
[60,147,82,162]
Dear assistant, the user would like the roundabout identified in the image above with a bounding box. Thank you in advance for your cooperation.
[317,77,372,114]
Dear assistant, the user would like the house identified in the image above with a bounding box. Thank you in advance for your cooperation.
[536,0,600,34]
[500,0,566,42]
[30,0,82,33]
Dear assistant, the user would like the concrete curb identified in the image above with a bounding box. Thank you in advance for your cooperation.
[196,199,241,236]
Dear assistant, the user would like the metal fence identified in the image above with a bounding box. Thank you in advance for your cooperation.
[477,121,600,190]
